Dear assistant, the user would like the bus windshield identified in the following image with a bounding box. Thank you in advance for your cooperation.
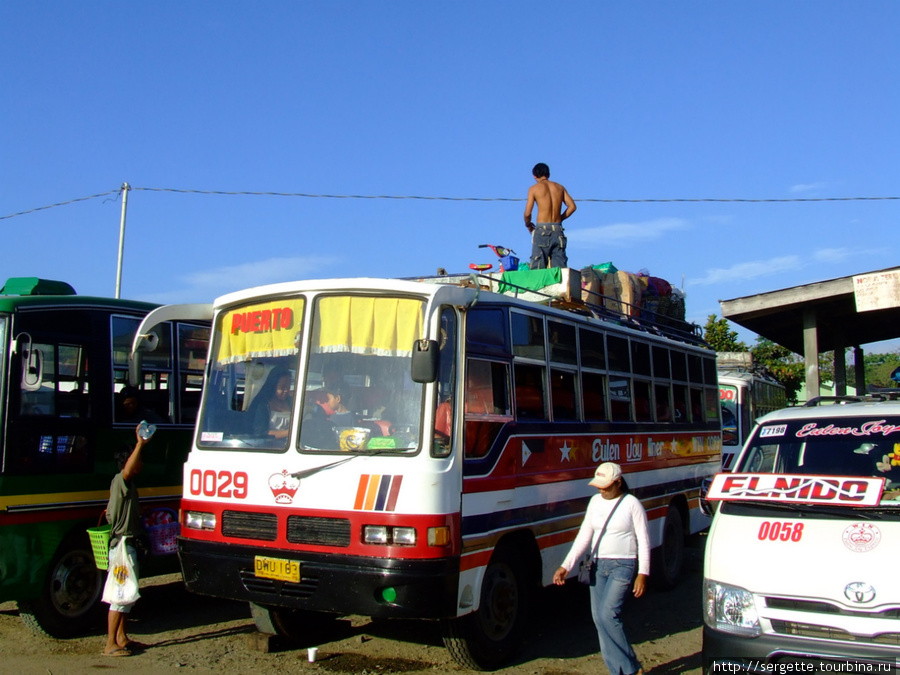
[198,293,426,454]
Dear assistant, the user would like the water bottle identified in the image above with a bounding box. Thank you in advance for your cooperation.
[138,420,156,440]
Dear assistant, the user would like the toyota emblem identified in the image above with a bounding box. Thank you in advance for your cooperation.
[844,582,876,604]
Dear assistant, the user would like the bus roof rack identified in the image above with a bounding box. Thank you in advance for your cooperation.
[411,270,708,348]
[0,277,77,296]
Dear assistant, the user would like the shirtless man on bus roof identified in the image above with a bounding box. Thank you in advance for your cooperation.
[523,162,576,269]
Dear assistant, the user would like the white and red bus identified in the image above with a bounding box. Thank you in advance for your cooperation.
[169,274,720,669]
[717,353,787,470]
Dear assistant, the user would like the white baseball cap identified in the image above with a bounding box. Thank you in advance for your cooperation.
[588,462,622,489]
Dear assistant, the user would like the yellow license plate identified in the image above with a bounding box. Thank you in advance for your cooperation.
[254,555,300,583]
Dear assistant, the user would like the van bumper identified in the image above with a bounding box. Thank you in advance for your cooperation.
[702,626,899,671]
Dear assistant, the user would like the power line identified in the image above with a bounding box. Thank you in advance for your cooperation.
[3,186,899,221]
[0,189,120,220]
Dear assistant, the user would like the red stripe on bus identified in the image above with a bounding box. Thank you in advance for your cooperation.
[385,475,403,512]
[460,549,492,572]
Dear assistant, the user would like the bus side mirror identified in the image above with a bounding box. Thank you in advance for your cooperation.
[411,339,439,384]
[128,332,160,386]
[21,344,43,391]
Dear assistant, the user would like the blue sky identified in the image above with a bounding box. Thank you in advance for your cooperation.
[2,2,898,352]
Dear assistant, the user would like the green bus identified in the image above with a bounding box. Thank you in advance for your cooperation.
[0,277,209,637]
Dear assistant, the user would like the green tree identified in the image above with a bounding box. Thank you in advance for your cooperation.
[751,337,804,404]
[848,349,900,389]
[703,315,748,353]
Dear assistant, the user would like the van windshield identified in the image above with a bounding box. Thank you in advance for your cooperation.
[738,416,900,503]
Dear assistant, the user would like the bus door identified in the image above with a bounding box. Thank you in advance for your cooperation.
[6,315,95,477]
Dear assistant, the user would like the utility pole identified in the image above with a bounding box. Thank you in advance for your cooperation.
[115,182,130,299]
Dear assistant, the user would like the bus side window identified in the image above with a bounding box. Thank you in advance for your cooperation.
[550,369,577,421]
[582,372,607,421]
[514,363,546,420]
[464,359,511,458]
[672,384,689,423]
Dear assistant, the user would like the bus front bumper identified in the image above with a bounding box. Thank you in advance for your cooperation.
[178,537,459,619]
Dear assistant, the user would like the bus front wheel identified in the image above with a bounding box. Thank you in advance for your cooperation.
[441,546,529,671]
[18,532,105,638]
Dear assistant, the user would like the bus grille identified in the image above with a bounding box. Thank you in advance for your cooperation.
[239,570,319,599]
[222,510,278,541]
[286,516,352,547]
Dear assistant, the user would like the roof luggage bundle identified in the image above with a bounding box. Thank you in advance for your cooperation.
[580,264,685,325]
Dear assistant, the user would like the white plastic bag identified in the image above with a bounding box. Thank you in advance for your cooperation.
[101,539,140,606]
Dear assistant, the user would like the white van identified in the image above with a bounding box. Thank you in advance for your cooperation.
[702,394,900,670]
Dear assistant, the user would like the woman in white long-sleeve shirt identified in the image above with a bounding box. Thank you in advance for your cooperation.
[553,462,649,675]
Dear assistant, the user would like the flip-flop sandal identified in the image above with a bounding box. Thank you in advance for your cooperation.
[103,647,132,657]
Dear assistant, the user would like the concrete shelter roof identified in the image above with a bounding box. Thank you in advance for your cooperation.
[719,265,900,354]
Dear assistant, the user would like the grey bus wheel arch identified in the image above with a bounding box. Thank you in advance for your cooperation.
[652,501,685,590]
[18,531,105,638]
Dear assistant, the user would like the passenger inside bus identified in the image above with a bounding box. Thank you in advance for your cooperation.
[116,386,167,424]
[246,366,293,439]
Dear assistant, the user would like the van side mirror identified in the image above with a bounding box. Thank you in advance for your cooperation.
[411,339,439,384]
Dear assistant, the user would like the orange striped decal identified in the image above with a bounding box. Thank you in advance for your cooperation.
[354,474,370,510]
[364,475,381,510]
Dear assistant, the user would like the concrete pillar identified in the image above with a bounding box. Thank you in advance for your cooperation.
[803,309,820,399]
[854,346,865,395]
[834,347,847,396]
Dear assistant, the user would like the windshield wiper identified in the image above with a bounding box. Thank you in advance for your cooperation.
[289,449,397,480]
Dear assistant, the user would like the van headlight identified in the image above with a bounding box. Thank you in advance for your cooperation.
[704,579,761,636]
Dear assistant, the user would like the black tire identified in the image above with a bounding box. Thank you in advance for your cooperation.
[18,532,105,638]
[441,546,529,671]
[652,505,685,590]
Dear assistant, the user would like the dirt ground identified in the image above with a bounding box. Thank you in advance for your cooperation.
[0,537,705,675]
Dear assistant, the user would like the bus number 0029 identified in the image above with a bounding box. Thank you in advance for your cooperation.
[189,469,248,499]
[758,521,803,542]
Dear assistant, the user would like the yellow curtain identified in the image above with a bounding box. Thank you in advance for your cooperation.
[217,298,305,364]
[314,296,423,356]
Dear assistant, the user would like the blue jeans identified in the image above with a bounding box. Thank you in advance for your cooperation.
[590,558,641,675]
[530,223,568,269]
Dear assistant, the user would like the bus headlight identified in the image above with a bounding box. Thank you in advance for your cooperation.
[704,579,761,636]
[392,527,416,546]
[185,511,217,531]
[363,525,417,546]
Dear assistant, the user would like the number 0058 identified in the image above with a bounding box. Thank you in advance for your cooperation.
[758,521,804,542]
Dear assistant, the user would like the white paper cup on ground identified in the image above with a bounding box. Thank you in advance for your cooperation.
[307,647,318,662]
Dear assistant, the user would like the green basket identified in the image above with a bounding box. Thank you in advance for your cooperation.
[87,524,111,571]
